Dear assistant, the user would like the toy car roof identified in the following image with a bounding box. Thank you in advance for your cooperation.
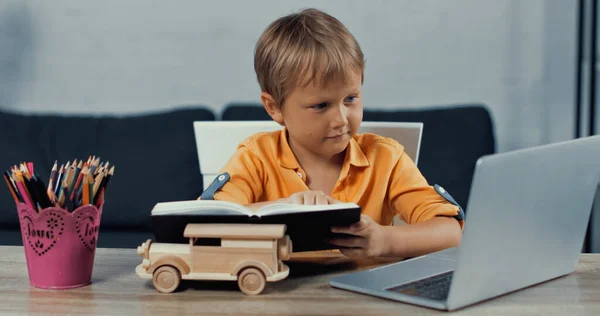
[183,223,286,239]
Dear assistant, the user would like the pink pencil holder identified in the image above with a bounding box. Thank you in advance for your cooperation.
[16,202,103,289]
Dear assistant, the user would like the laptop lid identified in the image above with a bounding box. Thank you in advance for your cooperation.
[193,121,424,190]
[446,135,600,310]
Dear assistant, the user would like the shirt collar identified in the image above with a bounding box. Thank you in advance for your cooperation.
[346,136,370,168]
[278,129,370,169]
[278,129,300,169]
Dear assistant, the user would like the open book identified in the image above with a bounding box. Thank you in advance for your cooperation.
[150,200,362,252]
[151,199,359,217]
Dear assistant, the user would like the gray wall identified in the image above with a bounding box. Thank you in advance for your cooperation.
[0,0,578,153]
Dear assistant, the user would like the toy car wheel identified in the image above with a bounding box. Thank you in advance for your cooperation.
[238,267,266,295]
[152,266,181,293]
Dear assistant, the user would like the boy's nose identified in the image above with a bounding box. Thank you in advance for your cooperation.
[330,104,349,128]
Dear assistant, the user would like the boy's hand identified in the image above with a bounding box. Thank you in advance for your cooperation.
[328,215,388,258]
[285,190,341,205]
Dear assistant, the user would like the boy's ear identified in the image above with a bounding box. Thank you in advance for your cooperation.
[261,92,284,125]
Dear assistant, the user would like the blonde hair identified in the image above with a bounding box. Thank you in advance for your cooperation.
[254,8,365,106]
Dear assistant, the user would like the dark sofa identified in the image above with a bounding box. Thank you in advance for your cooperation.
[0,103,495,248]
[0,107,214,248]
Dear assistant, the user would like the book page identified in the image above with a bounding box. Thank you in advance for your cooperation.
[255,202,359,217]
[151,200,253,216]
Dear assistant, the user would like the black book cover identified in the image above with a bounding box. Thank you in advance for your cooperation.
[150,207,361,252]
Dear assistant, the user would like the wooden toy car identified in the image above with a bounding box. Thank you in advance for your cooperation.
[135,223,292,295]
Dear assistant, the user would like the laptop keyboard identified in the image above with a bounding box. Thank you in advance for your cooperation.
[387,271,454,301]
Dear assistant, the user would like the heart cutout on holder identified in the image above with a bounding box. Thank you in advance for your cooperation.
[74,206,101,252]
[19,207,66,257]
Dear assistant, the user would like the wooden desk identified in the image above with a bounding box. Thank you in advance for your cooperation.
[1,246,599,315]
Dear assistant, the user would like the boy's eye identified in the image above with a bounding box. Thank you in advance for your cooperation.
[312,102,328,109]
[344,96,357,103]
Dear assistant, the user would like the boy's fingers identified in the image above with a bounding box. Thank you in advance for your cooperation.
[350,218,365,229]
[327,236,364,248]
[332,225,361,235]
[331,225,348,233]
[327,196,342,204]
[304,192,316,205]
[316,192,329,205]
[288,190,340,205]
[332,215,369,234]
[346,215,368,232]
[338,247,364,258]
[289,193,304,205]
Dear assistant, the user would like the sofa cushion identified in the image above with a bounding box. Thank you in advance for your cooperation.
[222,103,270,120]
[220,103,496,210]
[0,107,215,230]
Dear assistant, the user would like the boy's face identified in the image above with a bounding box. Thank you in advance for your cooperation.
[263,70,363,161]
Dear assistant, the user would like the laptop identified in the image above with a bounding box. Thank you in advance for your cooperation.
[329,135,600,311]
[193,121,423,191]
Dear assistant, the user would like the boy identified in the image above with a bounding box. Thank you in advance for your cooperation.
[201,8,464,259]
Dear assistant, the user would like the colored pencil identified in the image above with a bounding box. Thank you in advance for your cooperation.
[4,158,115,212]
[83,173,90,205]
[3,171,20,203]
[54,165,65,196]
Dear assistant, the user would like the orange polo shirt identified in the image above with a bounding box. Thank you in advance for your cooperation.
[212,129,463,227]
